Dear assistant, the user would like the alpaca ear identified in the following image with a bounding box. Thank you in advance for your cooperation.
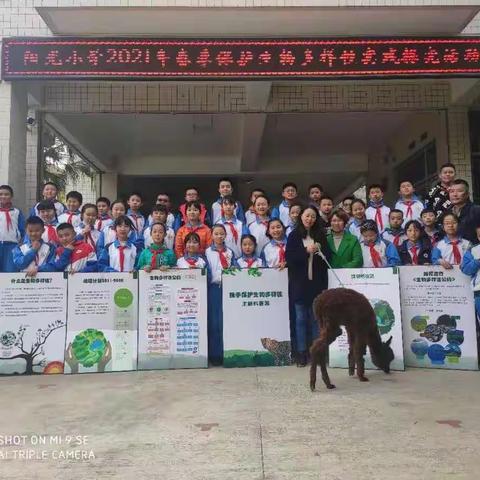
[386,336,393,346]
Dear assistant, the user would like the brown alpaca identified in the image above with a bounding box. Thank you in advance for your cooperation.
[310,288,394,391]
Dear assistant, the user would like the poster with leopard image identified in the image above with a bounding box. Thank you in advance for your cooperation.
[328,268,405,371]
[222,268,291,367]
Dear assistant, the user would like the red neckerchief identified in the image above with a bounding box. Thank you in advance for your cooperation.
[216,246,229,269]
[392,233,401,247]
[130,212,141,231]
[149,246,165,269]
[410,245,419,265]
[97,215,111,231]
[368,243,382,268]
[225,220,238,243]
[375,207,384,231]
[186,257,198,267]
[245,257,256,268]
[0,204,13,231]
[274,241,286,263]
[117,244,127,272]
[67,211,75,224]
[450,240,462,264]
[45,224,58,244]
[404,200,414,219]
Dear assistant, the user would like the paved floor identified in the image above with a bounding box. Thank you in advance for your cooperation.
[0,366,479,480]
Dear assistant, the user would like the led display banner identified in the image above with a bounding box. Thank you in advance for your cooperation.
[3,37,480,80]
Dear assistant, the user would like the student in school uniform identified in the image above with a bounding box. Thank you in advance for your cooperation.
[176,232,207,269]
[217,195,247,259]
[95,197,113,231]
[144,205,175,250]
[75,203,102,253]
[308,184,323,211]
[30,182,65,218]
[272,182,298,228]
[211,178,245,225]
[398,220,432,266]
[205,224,236,366]
[97,200,144,252]
[174,201,212,258]
[174,188,210,231]
[0,184,26,273]
[432,213,471,269]
[12,216,56,276]
[366,184,390,233]
[286,201,303,237]
[57,191,82,228]
[236,234,265,268]
[318,195,334,232]
[381,209,407,247]
[461,226,480,319]
[248,195,271,257]
[153,192,176,229]
[359,220,401,268]
[395,180,424,227]
[420,208,442,247]
[36,200,59,246]
[53,223,98,273]
[245,188,266,227]
[98,216,139,273]
[136,222,176,272]
[126,192,146,233]
[261,219,287,269]
[348,198,367,240]
[327,209,363,268]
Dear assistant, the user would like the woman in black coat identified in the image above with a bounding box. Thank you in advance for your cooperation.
[286,205,331,366]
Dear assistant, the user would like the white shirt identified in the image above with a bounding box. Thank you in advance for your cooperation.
[176,256,207,269]
[218,217,243,259]
[248,218,270,257]
[366,205,390,233]
[395,198,424,227]
[236,256,264,268]
[104,241,137,272]
[144,225,175,250]
[0,207,23,243]
[58,211,81,228]
[205,245,235,284]
[18,242,52,271]
[262,240,287,268]
[433,238,471,265]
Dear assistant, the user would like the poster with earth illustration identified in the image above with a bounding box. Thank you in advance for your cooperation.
[64,273,138,373]
[0,273,67,375]
[328,268,405,371]
[399,266,478,370]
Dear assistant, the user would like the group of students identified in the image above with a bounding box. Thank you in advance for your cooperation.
[1,162,480,365]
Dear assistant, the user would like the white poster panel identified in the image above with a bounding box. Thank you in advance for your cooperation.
[138,269,208,370]
[0,273,67,375]
[222,268,291,367]
[400,266,478,370]
[65,273,138,374]
[328,268,405,371]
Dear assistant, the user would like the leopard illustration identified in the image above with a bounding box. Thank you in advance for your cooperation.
[260,338,291,366]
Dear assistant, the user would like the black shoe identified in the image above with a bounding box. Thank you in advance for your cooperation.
[209,358,223,367]
[296,352,307,367]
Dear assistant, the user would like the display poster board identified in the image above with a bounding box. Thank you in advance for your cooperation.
[65,273,138,374]
[328,268,405,371]
[138,269,208,370]
[400,266,478,370]
[222,268,291,368]
[0,273,67,375]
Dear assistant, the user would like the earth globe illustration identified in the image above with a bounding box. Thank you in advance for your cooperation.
[410,338,429,359]
[444,343,462,363]
[72,329,107,367]
[369,299,395,335]
[410,316,428,332]
[427,344,446,365]
[447,329,464,345]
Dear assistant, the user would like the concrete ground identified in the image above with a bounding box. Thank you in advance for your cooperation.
[0,367,479,480]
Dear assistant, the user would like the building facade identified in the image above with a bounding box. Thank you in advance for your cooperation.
[2,1,480,210]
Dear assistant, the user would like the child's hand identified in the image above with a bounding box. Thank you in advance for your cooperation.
[276,262,287,271]
[144,265,152,273]
[25,265,38,277]
[66,243,76,250]
[82,225,91,235]
[440,259,453,270]
[159,265,169,272]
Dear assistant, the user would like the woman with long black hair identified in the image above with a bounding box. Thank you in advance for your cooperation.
[286,205,331,367]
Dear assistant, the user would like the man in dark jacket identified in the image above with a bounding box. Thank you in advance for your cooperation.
[449,179,480,244]
[425,162,456,219]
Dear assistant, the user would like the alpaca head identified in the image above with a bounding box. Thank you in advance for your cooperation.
[370,336,394,373]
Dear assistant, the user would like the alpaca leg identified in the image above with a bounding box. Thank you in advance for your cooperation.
[346,330,356,376]
[354,341,369,382]
[310,334,335,390]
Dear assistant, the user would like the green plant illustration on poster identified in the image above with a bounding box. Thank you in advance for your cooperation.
[369,298,395,334]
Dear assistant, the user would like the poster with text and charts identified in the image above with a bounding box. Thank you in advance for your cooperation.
[222,267,291,368]
[64,273,138,374]
[137,269,208,370]
[0,273,67,376]
[399,266,478,370]
[328,268,405,371]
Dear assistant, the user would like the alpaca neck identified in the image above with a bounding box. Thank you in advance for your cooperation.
[367,330,383,355]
